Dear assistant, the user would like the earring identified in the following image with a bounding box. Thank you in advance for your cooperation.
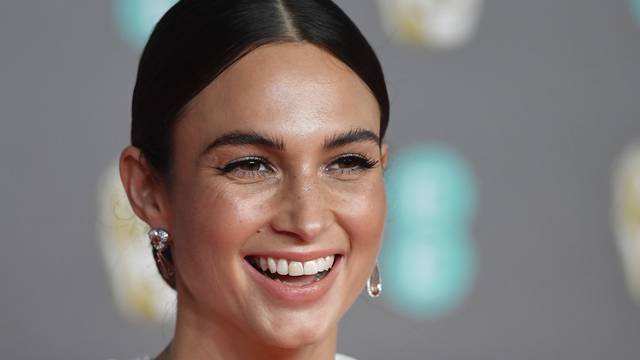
[148,228,169,251]
[367,262,382,298]
[148,228,176,288]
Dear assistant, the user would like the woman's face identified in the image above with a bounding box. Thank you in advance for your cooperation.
[167,42,387,348]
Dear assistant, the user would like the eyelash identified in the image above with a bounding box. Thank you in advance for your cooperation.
[215,153,379,179]
[326,153,379,175]
[215,156,274,178]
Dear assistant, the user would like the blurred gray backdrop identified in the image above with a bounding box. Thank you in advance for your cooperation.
[1,0,640,359]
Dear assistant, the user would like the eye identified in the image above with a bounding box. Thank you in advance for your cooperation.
[326,154,379,176]
[216,156,275,179]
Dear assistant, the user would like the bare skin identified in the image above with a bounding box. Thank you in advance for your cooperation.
[120,42,388,360]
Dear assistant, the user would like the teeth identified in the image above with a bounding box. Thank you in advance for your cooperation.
[325,255,335,269]
[276,259,288,275]
[288,261,304,276]
[316,257,326,271]
[267,257,277,274]
[303,260,318,275]
[253,255,337,276]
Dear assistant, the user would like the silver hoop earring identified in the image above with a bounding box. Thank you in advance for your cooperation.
[367,262,382,298]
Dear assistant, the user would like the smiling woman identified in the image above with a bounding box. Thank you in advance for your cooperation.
[118,1,389,359]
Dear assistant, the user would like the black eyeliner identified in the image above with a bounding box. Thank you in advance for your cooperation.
[333,153,379,169]
[215,156,271,173]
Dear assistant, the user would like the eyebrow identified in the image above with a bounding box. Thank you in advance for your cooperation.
[201,130,285,156]
[322,128,381,149]
[200,127,380,156]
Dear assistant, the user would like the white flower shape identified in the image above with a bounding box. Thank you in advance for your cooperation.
[98,161,176,323]
[378,0,484,49]
[613,140,640,305]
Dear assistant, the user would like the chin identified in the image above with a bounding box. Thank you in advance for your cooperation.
[266,327,327,349]
[255,311,335,349]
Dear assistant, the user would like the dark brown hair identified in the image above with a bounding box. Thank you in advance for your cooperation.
[131,0,389,179]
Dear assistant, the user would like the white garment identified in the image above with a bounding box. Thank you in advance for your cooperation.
[335,354,358,360]
[113,354,356,360]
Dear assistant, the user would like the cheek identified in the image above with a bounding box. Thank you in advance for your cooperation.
[170,181,274,289]
[344,180,386,236]
[338,178,386,250]
[331,177,386,309]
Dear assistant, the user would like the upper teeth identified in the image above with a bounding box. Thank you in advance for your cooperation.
[256,255,335,276]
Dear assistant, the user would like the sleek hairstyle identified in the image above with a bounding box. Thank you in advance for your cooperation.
[131,0,389,178]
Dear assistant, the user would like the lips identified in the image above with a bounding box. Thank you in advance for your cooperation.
[243,253,343,304]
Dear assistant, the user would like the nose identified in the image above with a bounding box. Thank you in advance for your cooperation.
[270,172,332,242]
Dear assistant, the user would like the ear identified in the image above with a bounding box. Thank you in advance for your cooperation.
[380,143,389,170]
[119,146,172,229]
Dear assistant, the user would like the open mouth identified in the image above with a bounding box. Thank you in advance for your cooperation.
[245,255,341,287]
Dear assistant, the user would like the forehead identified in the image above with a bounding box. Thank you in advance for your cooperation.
[179,42,380,144]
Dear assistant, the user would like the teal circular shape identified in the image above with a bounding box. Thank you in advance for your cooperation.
[113,0,178,49]
[631,0,640,25]
[381,225,476,318]
[385,144,476,226]
[381,144,477,318]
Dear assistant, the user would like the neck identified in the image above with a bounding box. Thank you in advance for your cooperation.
[157,299,338,360]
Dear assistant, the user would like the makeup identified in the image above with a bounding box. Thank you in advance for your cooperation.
[244,253,344,305]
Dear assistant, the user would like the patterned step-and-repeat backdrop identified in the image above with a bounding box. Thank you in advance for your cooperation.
[99,0,640,327]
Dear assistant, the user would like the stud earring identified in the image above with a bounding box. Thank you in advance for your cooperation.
[367,262,382,298]
[148,228,169,251]
[148,228,176,288]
